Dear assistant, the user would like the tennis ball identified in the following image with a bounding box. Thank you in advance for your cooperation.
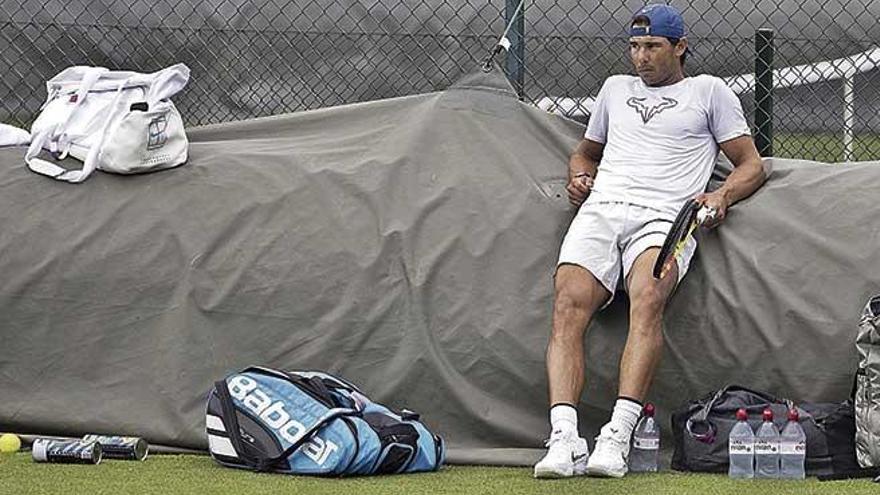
[0,433,21,453]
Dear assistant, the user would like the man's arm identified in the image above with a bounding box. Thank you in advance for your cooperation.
[567,138,604,207]
[696,135,766,227]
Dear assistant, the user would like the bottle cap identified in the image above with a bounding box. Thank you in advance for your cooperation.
[762,408,773,421]
[644,403,655,417]
[736,408,748,421]
[788,408,799,422]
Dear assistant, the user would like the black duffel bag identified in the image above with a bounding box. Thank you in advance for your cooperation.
[671,385,858,476]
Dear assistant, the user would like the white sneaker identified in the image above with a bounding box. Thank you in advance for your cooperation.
[585,422,630,478]
[533,431,589,478]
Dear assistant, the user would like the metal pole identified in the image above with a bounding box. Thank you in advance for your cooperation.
[755,28,774,157]
[505,0,525,99]
[843,74,855,162]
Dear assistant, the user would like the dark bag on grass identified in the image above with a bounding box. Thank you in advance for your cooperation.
[205,366,445,475]
[671,384,858,476]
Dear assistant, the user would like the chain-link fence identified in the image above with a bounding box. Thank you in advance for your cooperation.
[2,1,879,161]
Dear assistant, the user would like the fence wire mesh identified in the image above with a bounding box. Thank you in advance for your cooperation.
[1,0,878,161]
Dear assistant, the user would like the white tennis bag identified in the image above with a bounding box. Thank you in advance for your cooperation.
[26,63,190,183]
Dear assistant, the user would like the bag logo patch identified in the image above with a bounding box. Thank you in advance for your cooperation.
[228,374,339,466]
[147,114,169,150]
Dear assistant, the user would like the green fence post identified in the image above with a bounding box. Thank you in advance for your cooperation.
[505,0,525,99]
[755,28,774,157]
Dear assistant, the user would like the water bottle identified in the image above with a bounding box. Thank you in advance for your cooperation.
[629,403,660,472]
[754,408,780,479]
[779,408,806,479]
[728,408,755,479]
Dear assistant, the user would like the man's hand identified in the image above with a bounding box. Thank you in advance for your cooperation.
[700,135,765,227]
[694,190,730,228]
[566,172,593,207]
[567,139,602,208]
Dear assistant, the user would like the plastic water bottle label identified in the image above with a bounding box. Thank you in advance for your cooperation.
[633,438,659,450]
[780,441,805,455]
[729,439,753,454]
[754,440,777,454]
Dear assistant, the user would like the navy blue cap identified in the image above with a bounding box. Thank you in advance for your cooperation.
[630,4,686,39]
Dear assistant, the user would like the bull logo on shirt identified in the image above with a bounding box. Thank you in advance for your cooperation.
[626,96,678,124]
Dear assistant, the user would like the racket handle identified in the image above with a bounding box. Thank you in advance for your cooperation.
[696,206,717,225]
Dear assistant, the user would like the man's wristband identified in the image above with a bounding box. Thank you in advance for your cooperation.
[573,172,591,179]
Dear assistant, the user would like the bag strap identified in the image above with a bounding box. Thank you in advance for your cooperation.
[25,66,110,180]
[26,77,129,183]
[213,380,259,468]
[692,384,791,421]
[255,407,357,471]
[213,376,358,472]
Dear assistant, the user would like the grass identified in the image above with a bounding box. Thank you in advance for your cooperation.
[773,133,880,163]
[2,453,879,495]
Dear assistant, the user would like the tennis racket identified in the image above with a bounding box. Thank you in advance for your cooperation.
[652,198,716,280]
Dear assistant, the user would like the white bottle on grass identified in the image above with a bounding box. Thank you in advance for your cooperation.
[629,403,660,472]
[728,408,755,479]
[780,408,806,479]
[754,408,780,479]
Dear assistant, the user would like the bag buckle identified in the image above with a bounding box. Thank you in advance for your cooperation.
[685,417,717,444]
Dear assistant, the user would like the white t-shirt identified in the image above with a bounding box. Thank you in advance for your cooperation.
[584,74,750,218]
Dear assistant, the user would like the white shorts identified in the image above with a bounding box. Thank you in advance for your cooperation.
[556,200,697,304]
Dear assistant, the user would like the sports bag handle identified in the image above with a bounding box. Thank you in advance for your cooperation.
[213,378,358,472]
[241,366,361,409]
[74,78,131,181]
[144,63,190,104]
[686,384,794,444]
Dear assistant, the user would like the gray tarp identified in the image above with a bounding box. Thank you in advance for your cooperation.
[0,68,877,465]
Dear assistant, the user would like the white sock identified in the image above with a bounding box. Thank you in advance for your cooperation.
[550,403,578,437]
[609,398,642,438]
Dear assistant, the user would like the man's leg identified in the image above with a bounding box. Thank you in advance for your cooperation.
[548,264,612,405]
[586,247,678,478]
[619,247,678,400]
[534,264,610,478]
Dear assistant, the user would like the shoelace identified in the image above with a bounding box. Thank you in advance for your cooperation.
[543,433,575,448]
[595,434,626,447]
[543,436,561,448]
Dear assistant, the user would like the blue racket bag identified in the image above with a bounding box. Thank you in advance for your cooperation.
[205,366,445,475]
